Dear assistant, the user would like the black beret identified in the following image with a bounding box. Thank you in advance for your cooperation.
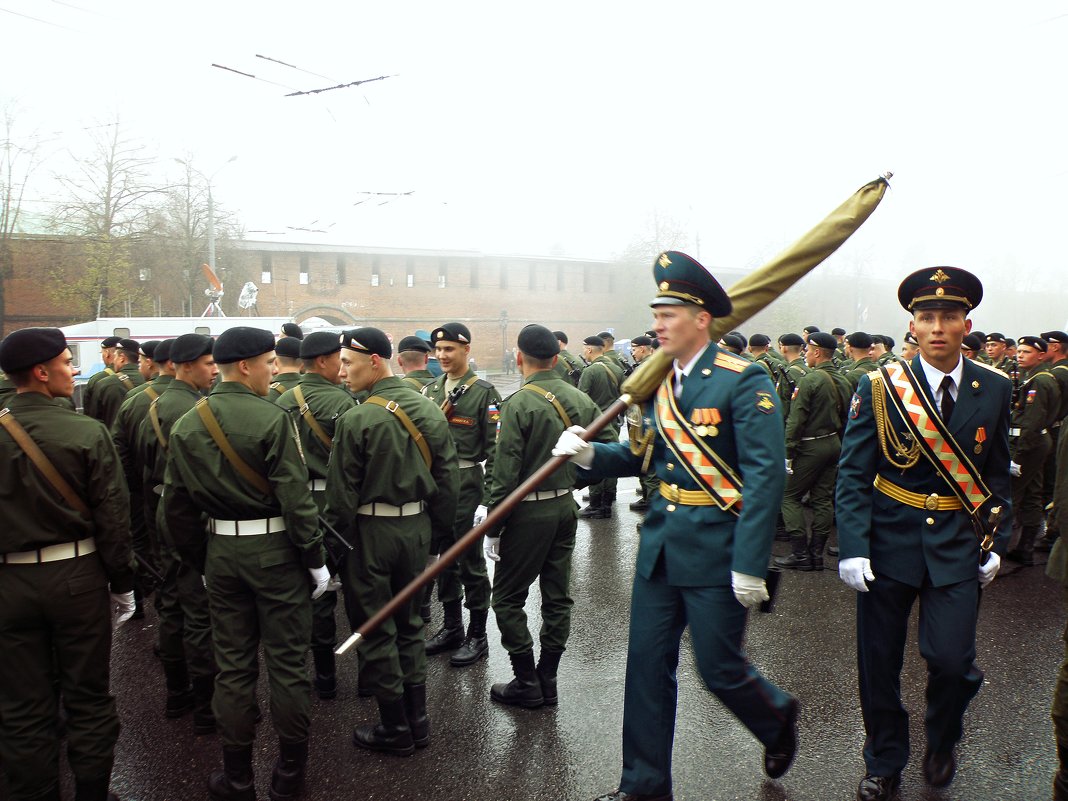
[1005,338,1017,348]
[340,327,392,358]
[101,336,122,348]
[645,330,657,338]
[904,331,919,346]
[807,332,838,351]
[846,331,873,349]
[431,322,472,345]
[300,331,342,359]
[831,327,846,336]
[779,333,805,347]
[961,333,982,351]
[139,340,161,359]
[1018,336,1048,353]
[213,327,274,365]
[552,331,568,345]
[281,322,304,340]
[728,331,748,347]
[802,325,820,334]
[650,251,731,317]
[971,331,986,342]
[274,337,303,359]
[397,335,432,354]
[170,334,214,364]
[117,338,140,354]
[985,332,1005,344]
[720,333,746,352]
[153,339,174,364]
[1041,331,1068,345]
[898,266,982,312]
[583,335,605,348]
[0,328,68,373]
[517,324,560,360]
[631,335,654,347]
[882,335,895,350]
[597,330,615,340]
[748,333,771,347]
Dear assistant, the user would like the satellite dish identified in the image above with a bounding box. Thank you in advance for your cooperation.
[237,282,259,310]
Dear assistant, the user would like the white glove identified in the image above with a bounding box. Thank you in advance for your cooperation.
[309,565,330,600]
[978,551,1001,588]
[111,591,136,629]
[839,557,875,592]
[326,574,343,592]
[785,459,794,475]
[484,536,501,562]
[1009,461,1022,478]
[551,425,594,468]
[473,504,488,526]
[731,571,769,609]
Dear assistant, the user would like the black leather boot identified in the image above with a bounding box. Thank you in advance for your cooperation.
[773,534,812,571]
[1008,525,1039,566]
[208,745,255,801]
[74,776,118,801]
[490,651,544,709]
[425,599,464,655]
[312,646,337,700]
[419,581,435,625]
[402,683,430,748]
[353,696,415,756]
[536,649,563,706]
[269,738,308,801]
[809,533,827,571]
[162,659,194,718]
[450,609,489,666]
[192,674,217,735]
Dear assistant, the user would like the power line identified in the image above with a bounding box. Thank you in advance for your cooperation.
[255,54,337,83]
[0,5,73,30]
[285,74,395,97]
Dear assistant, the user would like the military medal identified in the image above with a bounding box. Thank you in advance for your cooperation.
[974,426,986,454]
[690,408,721,437]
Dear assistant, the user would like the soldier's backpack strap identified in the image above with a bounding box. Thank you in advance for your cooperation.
[148,397,167,450]
[519,384,572,428]
[194,398,271,496]
[364,396,432,469]
[292,385,332,450]
[0,409,91,518]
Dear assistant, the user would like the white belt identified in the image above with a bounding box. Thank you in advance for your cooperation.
[355,501,425,517]
[1009,427,1047,437]
[307,479,327,491]
[800,432,838,441]
[458,459,478,469]
[2,537,96,564]
[521,488,571,502]
[209,517,285,536]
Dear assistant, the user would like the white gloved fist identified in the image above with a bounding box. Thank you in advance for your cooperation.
[839,557,874,592]
[309,565,330,600]
[551,425,594,468]
[1009,461,1022,478]
[731,571,769,609]
[978,551,1001,588]
[785,459,794,475]
[473,504,488,527]
[326,574,343,593]
[111,591,136,629]
[484,536,501,562]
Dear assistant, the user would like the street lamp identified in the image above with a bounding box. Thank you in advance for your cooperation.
[173,155,238,273]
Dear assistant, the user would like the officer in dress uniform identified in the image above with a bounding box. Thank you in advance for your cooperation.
[396,335,437,390]
[836,267,1012,800]
[324,328,458,755]
[164,327,328,801]
[268,336,303,400]
[555,251,799,801]
[91,338,144,428]
[577,335,624,519]
[552,331,585,387]
[482,325,605,708]
[0,328,135,801]
[275,332,356,700]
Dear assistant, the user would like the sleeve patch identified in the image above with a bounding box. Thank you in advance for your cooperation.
[850,393,862,419]
[755,390,776,414]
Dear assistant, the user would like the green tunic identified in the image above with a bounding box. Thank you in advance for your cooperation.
[1011,366,1060,528]
[775,357,808,422]
[92,365,145,429]
[843,356,878,392]
[81,367,115,418]
[268,372,302,401]
[553,348,584,386]
[275,374,356,481]
[400,368,436,391]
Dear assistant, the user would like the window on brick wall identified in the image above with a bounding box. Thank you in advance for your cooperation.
[406,258,415,288]
[438,259,447,289]
[371,259,380,287]
[261,254,273,284]
[336,256,346,285]
[299,255,310,285]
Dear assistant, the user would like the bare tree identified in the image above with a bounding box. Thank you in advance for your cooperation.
[0,105,42,333]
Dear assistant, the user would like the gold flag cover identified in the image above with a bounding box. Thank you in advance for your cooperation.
[621,174,891,404]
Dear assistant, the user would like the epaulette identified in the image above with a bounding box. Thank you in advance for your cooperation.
[970,360,1009,379]
[474,378,495,390]
[713,351,749,373]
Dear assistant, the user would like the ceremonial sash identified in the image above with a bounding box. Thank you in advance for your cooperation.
[654,374,742,515]
[877,361,992,515]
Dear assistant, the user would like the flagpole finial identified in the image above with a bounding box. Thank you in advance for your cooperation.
[882,171,894,181]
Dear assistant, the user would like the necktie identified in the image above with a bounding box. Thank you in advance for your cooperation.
[939,375,955,422]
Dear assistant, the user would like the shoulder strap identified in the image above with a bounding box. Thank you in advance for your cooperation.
[0,409,91,518]
[364,396,432,469]
[292,385,332,450]
[104,367,115,376]
[116,373,133,390]
[813,368,844,421]
[194,398,271,495]
[598,361,620,392]
[519,384,572,428]
[148,397,167,450]
[403,376,424,390]
[269,381,284,393]
[143,385,159,402]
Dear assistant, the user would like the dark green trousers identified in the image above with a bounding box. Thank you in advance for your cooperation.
[436,464,490,611]
[491,495,577,654]
[1013,435,1052,528]
[0,556,119,800]
[640,470,660,503]
[781,436,841,545]
[205,531,312,748]
[342,514,430,700]
[310,488,343,649]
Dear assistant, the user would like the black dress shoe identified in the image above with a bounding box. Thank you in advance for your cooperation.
[764,698,799,779]
[629,499,650,512]
[856,773,900,801]
[592,791,673,801]
[923,749,956,787]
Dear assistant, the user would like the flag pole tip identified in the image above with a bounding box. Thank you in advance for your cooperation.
[882,171,894,181]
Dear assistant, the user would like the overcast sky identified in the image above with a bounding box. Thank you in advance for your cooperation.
[4,0,1068,292]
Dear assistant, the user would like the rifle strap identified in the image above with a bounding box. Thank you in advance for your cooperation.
[194,398,271,496]
[116,373,133,391]
[364,396,433,469]
[439,374,480,419]
[0,408,91,518]
[143,385,159,402]
[597,361,620,394]
[292,385,332,450]
[519,384,572,428]
[148,397,167,450]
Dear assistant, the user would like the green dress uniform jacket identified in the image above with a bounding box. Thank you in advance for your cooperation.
[553,349,584,386]
[268,372,302,401]
[842,356,878,391]
[776,357,808,422]
[92,364,145,429]
[1010,365,1061,528]
[400,369,436,391]
[81,367,114,418]
[784,362,851,459]
[578,355,622,415]
[275,374,356,483]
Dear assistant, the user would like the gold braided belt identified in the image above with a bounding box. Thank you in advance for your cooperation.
[873,475,963,511]
[659,481,741,508]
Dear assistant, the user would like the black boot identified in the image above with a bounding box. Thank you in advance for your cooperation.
[1007,525,1039,566]
[578,502,610,519]
[132,586,145,620]
[402,683,430,748]
[450,609,489,667]
[312,646,337,700]
[269,739,308,801]
[162,659,194,718]
[419,581,435,625]
[773,534,812,571]
[490,651,544,709]
[353,696,415,756]
[425,599,464,655]
[192,674,217,735]
[536,649,563,706]
[74,776,117,801]
[208,745,255,801]
[809,533,828,572]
